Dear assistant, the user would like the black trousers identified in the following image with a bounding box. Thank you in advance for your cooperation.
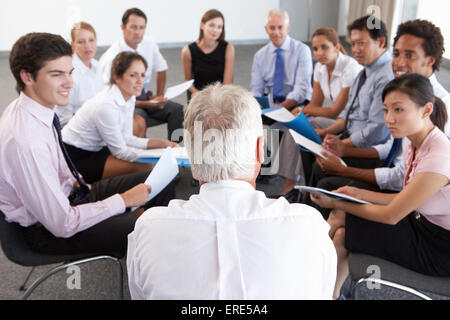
[22,171,176,258]
[346,212,450,276]
[304,157,385,219]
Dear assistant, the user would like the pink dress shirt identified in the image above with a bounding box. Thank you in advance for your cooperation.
[403,127,450,230]
[0,93,125,238]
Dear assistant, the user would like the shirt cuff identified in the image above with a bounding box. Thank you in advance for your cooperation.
[103,193,126,216]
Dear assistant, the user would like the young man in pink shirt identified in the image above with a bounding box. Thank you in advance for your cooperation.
[0,33,175,257]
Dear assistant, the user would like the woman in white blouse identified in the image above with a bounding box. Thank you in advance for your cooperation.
[55,22,104,127]
[55,22,146,137]
[62,51,177,183]
[274,28,362,196]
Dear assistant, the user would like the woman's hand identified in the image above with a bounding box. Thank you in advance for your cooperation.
[334,186,365,200]
[310,193,336,209]
[147,139,179,149]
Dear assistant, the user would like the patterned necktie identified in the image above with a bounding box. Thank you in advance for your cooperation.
[384,138,402,167]
[341,69,367,139]
[53,114,90,205]
[273,48,285,104]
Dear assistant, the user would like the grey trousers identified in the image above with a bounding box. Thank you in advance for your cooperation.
[134,100,184,141]
[275,116,336,183]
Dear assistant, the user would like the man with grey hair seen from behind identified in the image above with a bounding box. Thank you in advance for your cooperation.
[126,83,337,300]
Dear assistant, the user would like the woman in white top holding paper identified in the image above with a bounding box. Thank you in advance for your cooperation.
[62,51,177,183]
[275,28,362,196]
[55,22,146,137]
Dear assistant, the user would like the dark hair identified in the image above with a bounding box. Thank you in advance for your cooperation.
[393,19,444,72]
[122,7,147,25]
[348,15,388,48]
[9,33,72,93]
[382,73,448,132]
[312,27,346,55]
[198,9,225,42]
[110,51,148,85]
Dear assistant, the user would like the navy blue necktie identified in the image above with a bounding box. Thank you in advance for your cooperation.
[53,114,90,205]
[273,48,285,104]
[384,138,402,167]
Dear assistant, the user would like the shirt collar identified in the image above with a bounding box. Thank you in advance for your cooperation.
[332,52,345,77]
[365,50,391,77]
[270,35,291,53]
[19,92,55,128]
[200,179,255,194]
[428,73,438,86]
[72,53,99,75]
[119,36,139,52]
[318,51,345,77]
[110,84,136,107]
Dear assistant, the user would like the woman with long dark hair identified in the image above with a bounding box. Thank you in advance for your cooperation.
[181,9,235,100]
[62,52,177,183]
[311,73,450,298]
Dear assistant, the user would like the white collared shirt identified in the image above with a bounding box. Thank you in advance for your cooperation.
[0,93,125,238]
[62,85,150,162]
[55,53,105,127]
[99,36,168,90]
[313,52,363,107]
[127,180,337,300]
[428,73,450,136]
[373,137,405,191]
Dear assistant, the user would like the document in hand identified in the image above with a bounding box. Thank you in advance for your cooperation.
[261,107,322,144]
[294,186,371,204]
[288,129,347,166]
[138,146,190,166]
[149,79,194,103]
[144,147,179,201]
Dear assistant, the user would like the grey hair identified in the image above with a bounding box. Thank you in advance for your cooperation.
[184,83,264,182]
[267,8,290,25]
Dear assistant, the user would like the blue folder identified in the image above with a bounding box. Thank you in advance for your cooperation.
[138,157,191,167]
[254,96,271,109]
[261,107,322,144]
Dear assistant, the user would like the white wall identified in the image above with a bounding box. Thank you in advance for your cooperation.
[280,0,341,42]
[0,0,279,51]
[416,0,450,59]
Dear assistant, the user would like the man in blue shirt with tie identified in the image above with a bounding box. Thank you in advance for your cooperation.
[250,8,313,110]
[307,19,449,218]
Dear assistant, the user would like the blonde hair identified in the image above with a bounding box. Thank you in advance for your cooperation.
[70,22,97,42]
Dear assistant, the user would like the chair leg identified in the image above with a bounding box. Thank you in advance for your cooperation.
[20,255,123,300]
[19,267,36,291]
[116,259,124,300]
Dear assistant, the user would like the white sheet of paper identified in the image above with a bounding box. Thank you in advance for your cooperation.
[140,146,189,159]
[294,186,371,204]
[149,80,194,103]
[263,107,295,122]
[144,147,179,201]
[288,129,347,166]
